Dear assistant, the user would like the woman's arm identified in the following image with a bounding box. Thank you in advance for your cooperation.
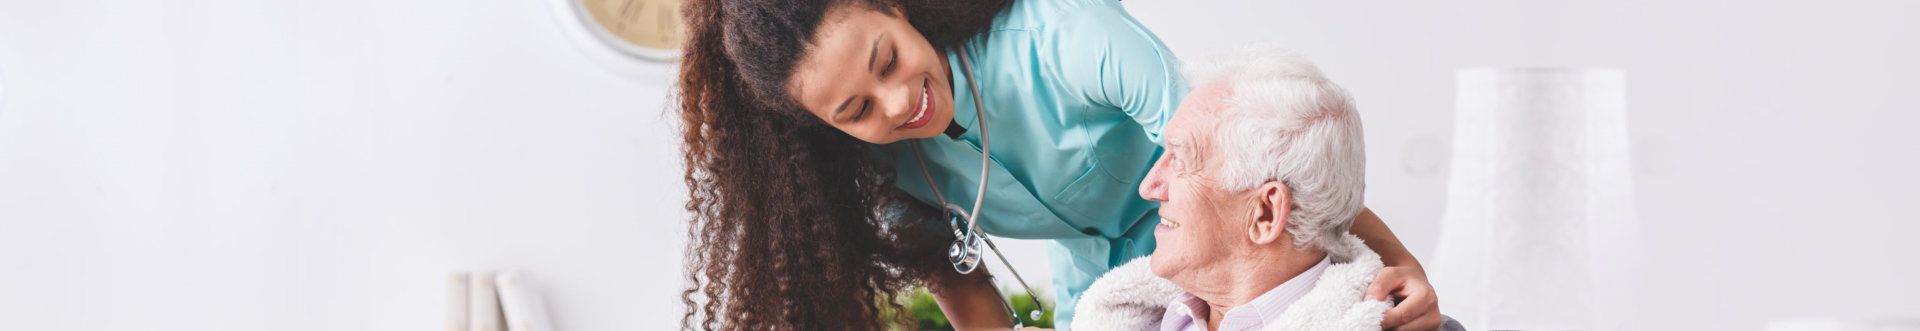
[1352,207,1422,270]
[892,200,1020,330]
[1351,207,1445,330]
[928,268,1018,330]
[1051,4,1192,144]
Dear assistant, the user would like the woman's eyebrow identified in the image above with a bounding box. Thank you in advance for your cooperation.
[837,32,890,118]
[867,32,886,73]
[835,97,854,117]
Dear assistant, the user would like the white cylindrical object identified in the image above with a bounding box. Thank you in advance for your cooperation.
[1431,68,1642,330]
[469,271,504,331]
[495,271,556,331]
[447,273,471,331]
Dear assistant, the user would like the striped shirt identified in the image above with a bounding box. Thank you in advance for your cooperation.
[1159,257,1332,331]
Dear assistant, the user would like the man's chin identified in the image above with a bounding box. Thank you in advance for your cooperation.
[1147,255,1175,279]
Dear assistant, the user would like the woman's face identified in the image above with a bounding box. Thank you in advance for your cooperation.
[788,6,955,144]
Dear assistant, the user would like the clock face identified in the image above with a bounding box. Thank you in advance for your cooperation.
[575,0,686,61]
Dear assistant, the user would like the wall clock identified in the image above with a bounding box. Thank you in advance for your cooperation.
[550,0,687,78]
[563,0,685,62]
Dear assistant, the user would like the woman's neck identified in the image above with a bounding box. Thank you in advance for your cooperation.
[940,46,957,94]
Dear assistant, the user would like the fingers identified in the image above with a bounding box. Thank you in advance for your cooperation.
[1383,279,1441,330]
[1388,289,1435,327]
[1394,280,1433,309]
[1379,300,1414,329]
[1365,267,1405,302]
[1382,267,1443,329]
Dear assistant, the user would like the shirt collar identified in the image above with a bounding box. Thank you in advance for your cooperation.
[945,49,980,134]
[1161,292,1207,331]
[1160,256,1334,331]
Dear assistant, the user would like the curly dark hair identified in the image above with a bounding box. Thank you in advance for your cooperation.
[675,0,1013,330]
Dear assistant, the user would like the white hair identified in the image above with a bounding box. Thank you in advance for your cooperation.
[1184,46,1367,261]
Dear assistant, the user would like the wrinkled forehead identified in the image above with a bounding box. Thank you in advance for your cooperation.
[1168,84,1232,145]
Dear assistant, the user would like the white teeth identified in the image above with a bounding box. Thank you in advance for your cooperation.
[906,83,929,125]
[1160,218,1179,228]
[907,100,925,124]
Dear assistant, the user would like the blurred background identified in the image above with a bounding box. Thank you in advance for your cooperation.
[0,0,1914,330]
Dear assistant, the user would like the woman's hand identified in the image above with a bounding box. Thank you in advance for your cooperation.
[1349,207,1444,330]
[1366,265,1442,331]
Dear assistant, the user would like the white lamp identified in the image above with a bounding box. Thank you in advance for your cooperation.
[1430,68,1643,330]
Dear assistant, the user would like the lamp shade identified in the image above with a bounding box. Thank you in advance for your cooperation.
[1430,68,1642,330]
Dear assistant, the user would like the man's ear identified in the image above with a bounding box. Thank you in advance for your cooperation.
[1247,181,1291,245]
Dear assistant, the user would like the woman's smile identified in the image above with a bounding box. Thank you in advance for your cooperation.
[899,77,935,130]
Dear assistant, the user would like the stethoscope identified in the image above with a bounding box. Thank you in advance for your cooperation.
[906,46,1046,326]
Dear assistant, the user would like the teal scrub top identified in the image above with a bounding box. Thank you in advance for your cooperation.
[881,0,1189,328]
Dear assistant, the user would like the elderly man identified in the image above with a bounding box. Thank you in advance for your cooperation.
[1071,48,1461,331]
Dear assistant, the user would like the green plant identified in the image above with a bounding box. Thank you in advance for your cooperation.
[890,287,1052,330]
[905,289,951,330]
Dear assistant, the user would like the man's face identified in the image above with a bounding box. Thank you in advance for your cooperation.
[1142,85,1252,283]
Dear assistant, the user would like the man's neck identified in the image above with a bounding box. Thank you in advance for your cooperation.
[1192,248,1326,331]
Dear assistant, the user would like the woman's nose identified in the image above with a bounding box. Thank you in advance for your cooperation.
[876,81,915,119]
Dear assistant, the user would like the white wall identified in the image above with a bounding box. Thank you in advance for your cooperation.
[0,0,686,330]
[1119,0,1920,329]
[1,0,1915,330]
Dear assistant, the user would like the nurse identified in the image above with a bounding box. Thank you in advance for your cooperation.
[675,0,1442,330]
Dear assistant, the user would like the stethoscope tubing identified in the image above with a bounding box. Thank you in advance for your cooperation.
[906,46,1046,324]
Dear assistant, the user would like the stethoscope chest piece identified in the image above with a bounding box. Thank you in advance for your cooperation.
[946,210,985,274]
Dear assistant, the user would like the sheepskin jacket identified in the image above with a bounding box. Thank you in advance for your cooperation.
[1071,233,1390,331]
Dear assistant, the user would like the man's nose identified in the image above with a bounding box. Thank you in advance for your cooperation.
[1140,163,1168,202]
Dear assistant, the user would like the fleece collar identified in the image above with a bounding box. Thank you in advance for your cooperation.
[1071,234,1390,331]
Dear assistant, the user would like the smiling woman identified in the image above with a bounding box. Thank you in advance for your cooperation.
[785,7,957,144]
[675,0,1012,329]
